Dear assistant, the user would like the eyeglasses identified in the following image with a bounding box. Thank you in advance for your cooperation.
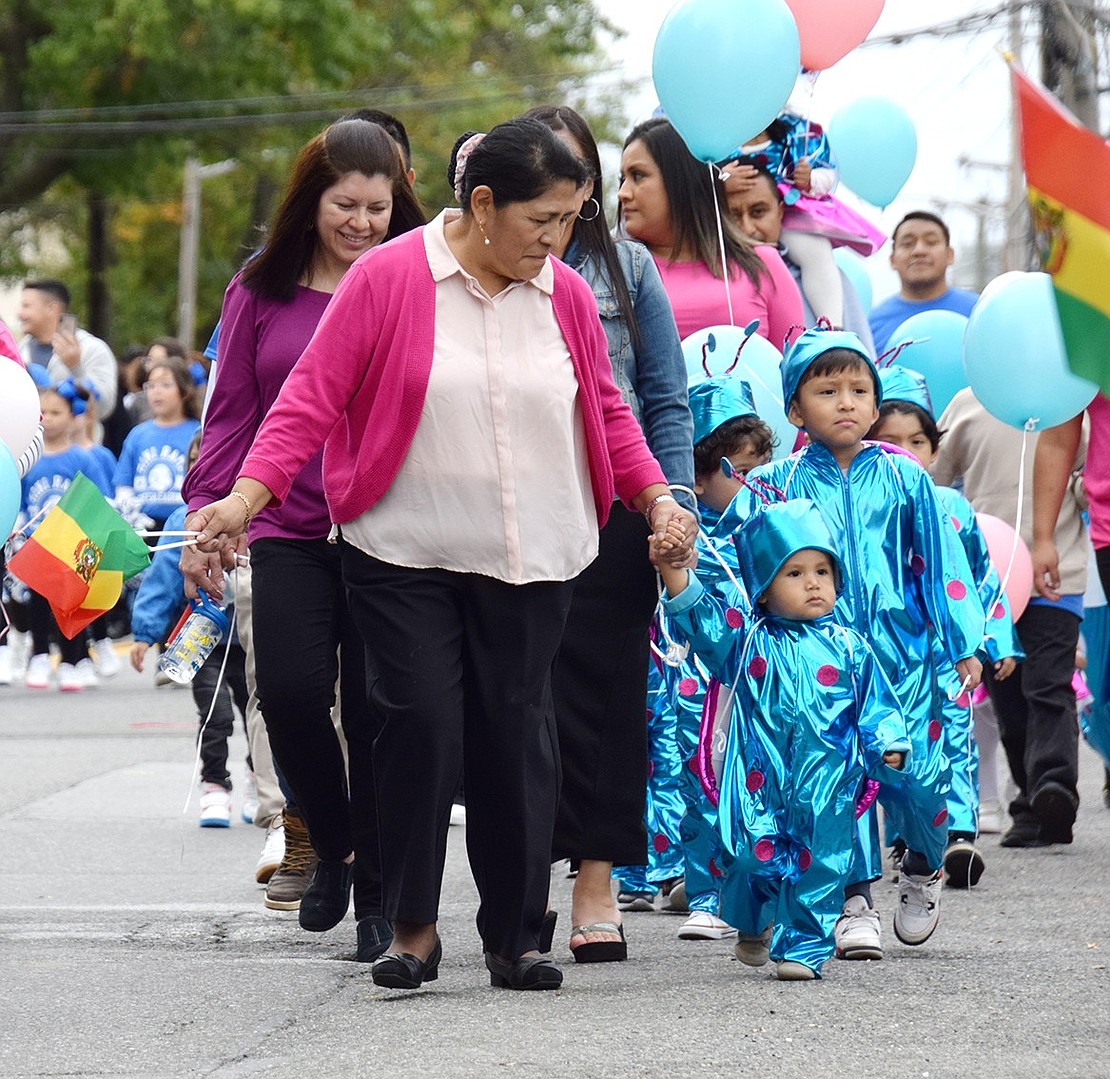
[142,380,177,392]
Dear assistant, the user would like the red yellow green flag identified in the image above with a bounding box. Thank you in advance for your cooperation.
[1014,66,1110,391]
[10,472,150,638]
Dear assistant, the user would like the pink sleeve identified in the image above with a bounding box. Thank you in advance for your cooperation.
[0,320,19,364]
[753,244,805,352]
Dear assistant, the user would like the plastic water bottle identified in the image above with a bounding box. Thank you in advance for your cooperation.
[158,595,229,685]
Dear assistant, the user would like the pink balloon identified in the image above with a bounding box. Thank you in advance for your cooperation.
[976,513,1032,622]
[782,0,885,70]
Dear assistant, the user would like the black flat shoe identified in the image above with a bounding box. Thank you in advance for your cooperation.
[371,938,442,989]
[484,952,563,990]
[538,910,557,954]
[299,859,354,932]
[355,916,394,963]
[1032,783,1076,845]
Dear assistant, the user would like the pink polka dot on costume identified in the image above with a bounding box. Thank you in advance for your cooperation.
[746,769,764,793]
[955,692,971,709]
[817,665,839,686]
[946,580,967,601]
[644,708,653,722]
[928,719,942,742]
[709,858,723,879]
[754,838,775,862]
[950,515,962,532]
[653,834,670,854]
[678,677,698,697]
[798,848,812,871]
[687,757,699,774]
[725,607,744,629]
[748,656,768,678]
[933,808,949,827]
[647,760,655,779]
[911,554,926,576]
[992,603,1006,620]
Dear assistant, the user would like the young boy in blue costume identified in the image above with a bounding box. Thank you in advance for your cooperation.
[869,365,1022,889]
[657,499,910,980]
[714,327,985,957]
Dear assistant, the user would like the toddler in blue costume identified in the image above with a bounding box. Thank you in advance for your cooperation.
[715,328,985,957]
[869,365,1022,889]
[659,499,909,979]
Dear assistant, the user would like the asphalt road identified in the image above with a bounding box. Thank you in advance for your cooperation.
[2,650,1109,1078]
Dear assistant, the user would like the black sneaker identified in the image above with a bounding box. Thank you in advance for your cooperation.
[1031,783,1076,845]
[943,836,985,888]
[298,859,354,932]
[999,815,1047,848]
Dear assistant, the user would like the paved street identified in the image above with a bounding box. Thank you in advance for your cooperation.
[2,650,1109,1078]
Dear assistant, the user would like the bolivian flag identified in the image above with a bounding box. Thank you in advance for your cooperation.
[10,473,150,638]
[1014,67,1110,391]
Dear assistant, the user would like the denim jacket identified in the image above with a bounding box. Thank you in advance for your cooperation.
[565,238,694,499]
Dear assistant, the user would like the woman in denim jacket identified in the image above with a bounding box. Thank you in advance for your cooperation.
[528,106,694,963]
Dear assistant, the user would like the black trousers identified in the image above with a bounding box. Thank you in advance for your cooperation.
[339,541,574,960]
[28,592,86,664]
[551,505,658,866]
[192,642,250,790]
[985,603,1080,817]
[251,538,383,919]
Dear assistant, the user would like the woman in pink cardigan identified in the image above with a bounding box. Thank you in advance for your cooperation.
[187,118,698,993]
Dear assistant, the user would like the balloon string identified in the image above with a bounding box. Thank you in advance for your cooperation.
[708,161,735,327]
[984,421,1033,634]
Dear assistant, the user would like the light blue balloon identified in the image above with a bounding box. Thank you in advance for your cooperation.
[0,444,19,543]
[652,0,801,163]
[682,324,796,460]
[833,248,873,315]
[963,271,1098,431]
[886,310,970,417]
[828,98,917,209]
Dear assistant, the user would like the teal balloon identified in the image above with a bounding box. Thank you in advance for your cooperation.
[0,443,19,542]
[682,324,795,460]
[963,271,1098,431]
[886,310,969,417]
[833,248,873,315]
[652,0,801,163]
[828,97,917,209]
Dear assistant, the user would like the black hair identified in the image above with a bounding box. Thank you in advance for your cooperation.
[146,336,189,360]
[622,118,766,286]
[693,415,776,479]
[144,354,201,421]
[40,385,73,412]
[242,119,425,302]
[524,105,640,351]
[446,130,479,195]
[892,211,951,247]
[795,348,879,398]
[870,400,943,453]
[735,161,783,204]
[341,108,412,170]
[23,278,70,308]
[448,118,592,211]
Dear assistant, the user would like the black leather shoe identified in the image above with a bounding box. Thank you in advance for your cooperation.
[999,817,1047,848]
[371,937,442,989]
[356,916,394,963]
[485,952,563,991]
[298,859,354,932]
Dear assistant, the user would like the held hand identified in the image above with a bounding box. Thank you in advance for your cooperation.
[994,656,1017,681]
[52,328,80,370]
[188,496,250,553]
[791,160,813,192]
[650,503,698,568]
[181,511,236,600]
[130,641,150,673]
[882,750,905,771]
[1032,538,1061,601]
[955,656,983,693]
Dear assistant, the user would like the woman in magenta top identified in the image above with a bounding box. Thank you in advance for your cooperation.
[187,118,698,993]
[619,117,804,348]
[181,119,425,958]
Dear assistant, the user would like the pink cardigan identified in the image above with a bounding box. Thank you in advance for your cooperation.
[240,227,666,527]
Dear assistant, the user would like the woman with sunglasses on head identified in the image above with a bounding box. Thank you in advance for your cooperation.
[525,105,694,963]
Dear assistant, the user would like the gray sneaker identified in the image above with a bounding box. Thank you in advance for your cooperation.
[894,869,942,946]
[264,810,317,911]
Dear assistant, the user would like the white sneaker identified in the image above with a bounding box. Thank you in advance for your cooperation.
[659,878,688,913]
[25,653,51,690]
[894,869,942,946]
[74,658,100,689]
[678,911,737,940]
[57,662,83,692]
[775,960,817,981]
[91,637,121,678]
[198,784,232,828]
[834,895,883,960]
[978,799,1004,835]
[0,645,11,686]
[255,817,285,882]
[734,925,772,966]
[241,770,260,824]
[449,802,466,827]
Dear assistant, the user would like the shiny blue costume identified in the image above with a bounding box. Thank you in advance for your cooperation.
[717,332,986,875]
[665,501,909,974]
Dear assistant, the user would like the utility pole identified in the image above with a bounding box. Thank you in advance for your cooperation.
[1041,0,1100,130]
[1005,0,1031,271]
[177,157,236,350]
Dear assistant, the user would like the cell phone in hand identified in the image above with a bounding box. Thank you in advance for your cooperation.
[60,313,77,336]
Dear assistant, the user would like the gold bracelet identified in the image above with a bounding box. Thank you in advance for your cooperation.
[230,489,252,528]
[643,492,677,526]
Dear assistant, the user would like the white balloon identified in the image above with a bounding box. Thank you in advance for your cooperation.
[0,361,41,460]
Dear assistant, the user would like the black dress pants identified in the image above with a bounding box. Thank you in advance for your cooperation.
[339,541,574,961]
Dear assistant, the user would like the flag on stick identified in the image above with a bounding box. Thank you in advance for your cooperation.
[9,473,151,638]
[1013,66,1110,393]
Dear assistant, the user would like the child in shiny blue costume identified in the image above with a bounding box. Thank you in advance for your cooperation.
[715,328,985,954]
[659,500,910,979]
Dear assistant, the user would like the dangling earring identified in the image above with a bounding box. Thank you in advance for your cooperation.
[577,197,601,223]
[478,220,491,246]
